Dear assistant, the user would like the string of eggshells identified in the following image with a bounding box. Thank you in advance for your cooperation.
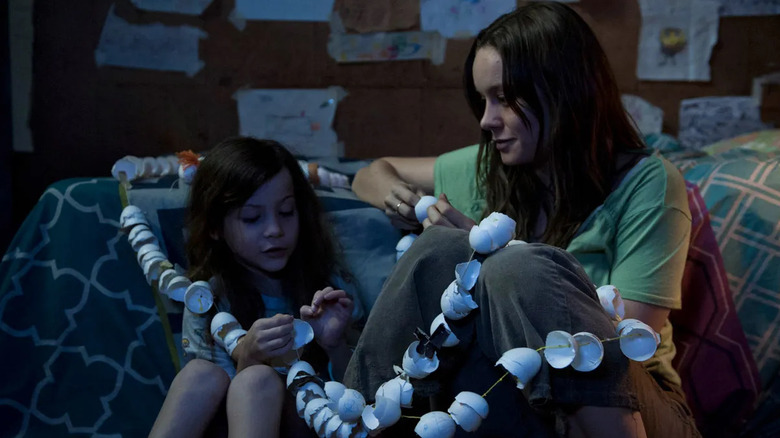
[121,169,659,437]
[274,197,660,438]
[111,150,203,186]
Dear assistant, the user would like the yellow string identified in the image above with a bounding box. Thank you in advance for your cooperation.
[482,371,509,397]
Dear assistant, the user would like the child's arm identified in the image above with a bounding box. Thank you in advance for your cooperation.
[300,287,355,381]
[231,314,295,372]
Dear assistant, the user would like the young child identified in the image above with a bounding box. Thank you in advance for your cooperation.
[149,137,359,438]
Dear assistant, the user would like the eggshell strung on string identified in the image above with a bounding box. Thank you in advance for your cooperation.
[312,406,335,436]
[414,195,438,223]
[210,312,241,349]
[165,275,191,302]
[304,397,332,428]
[468,225,493,254]
[506,239,528,247]
[495,347,542,389]
[447,391,489,432]
[130,229,158,251]
[139,250,166,269]
[337,389,366,422]
[286,360,316,388]
[543,331,578,369]
[596,285,625,321]
[479,212,516,250]
[402,341,440,379]
[179,164,197,184]
[454,260,481,291]
[571,332,604,372]
[292,319,315,350]
[617,319,659,361]
[155,156,174,175]
[142,256,166,283]
[377,376,414,408]
[325,381,347,405]
[439,281,478,320]
[112,156,142,181]
[395,234,418,261]
[141,156,156,178]
[361,395,402,433]
[158,269,178,293]
[430,313,459,347]
[120,205,148,230]
[127,223,151,243]
[296,382,327,417]
[336,421,364,438]
[324,414,344,437]
[184,280,214,315]
[136,243,160,265]
[414,411,456,438]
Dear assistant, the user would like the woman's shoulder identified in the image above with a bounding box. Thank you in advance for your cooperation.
[609,154,690,217]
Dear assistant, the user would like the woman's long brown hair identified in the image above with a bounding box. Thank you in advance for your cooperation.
[463,2,647,248]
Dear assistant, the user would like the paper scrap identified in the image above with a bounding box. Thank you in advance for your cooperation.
[234,87,347,158]
[420,0,516,39]
[95,6,206,77]
[232,0,335,23]
[718,0,780,16]
[678,96,772,149]
[129,0,214,15]
[622,95,664,136]
[9,0,34,152]
[327,28,447,64]
[636,0,720,81]
[333,0,419,33]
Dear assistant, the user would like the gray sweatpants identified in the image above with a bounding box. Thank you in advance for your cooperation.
[344,226,700,437]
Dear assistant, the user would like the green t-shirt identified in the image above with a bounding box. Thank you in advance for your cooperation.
[434,145,692,387]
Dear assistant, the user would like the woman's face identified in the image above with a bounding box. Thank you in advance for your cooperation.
[472,46,541,166]
[221,168,300,274]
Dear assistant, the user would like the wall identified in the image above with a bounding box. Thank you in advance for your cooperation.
[8,0,780,237]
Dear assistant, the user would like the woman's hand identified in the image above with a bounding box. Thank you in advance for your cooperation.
[422,193,477,231]
[234,314,294,369]
[384,182,426,231]
[300,287,354,351]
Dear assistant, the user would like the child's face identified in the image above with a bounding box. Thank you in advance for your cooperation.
[472,46,541,166]
[221,168,300,274]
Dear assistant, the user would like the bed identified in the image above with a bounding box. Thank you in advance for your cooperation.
[2,131,779,437]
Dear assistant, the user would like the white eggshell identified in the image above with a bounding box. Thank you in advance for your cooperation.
[140,250,166,267]
[440,281,478,321]
[304,398,331,428]
[336,422,358,438]
[395,234,418,261]
[142,256,166,283]
[617,319,658,361]
[468,225,493,254]
[120,205,148,229]
[454,260,481,291]
[495,347,541,389]
[324,414,344,437]
[337,389,366,422]
[413,411,456,438]
[155,156,173,175]
[130,229,158,251]
[184,281,213,315]
[543,331,578,369]
[312,406,335,435]
[506,239,528,247]
[292,319,315,350]
[165,276,191,302]
[135,243,159,263]
[454,391,489,418]
[210,312,239,338]
[402,341,440,379]
[430,313,459,348]
[296,382,327,417]
[480,212,516,250]
[361,395,402,434]
[414,195,438,223]
[376,376,414,408]
[179,164,197,184]
[286,360,316,388]
[112,156,141,181]
[447,401,482,432]
[596,285,625,321]
[127,224,151,242]
[158,269,178,292]
[571,332,604,372]
[140,156,156,177]
[325,381,347,405]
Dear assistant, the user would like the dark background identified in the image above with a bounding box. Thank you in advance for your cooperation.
[3,0,779,252]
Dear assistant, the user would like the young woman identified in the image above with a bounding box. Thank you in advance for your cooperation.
[149,137,359,438]
[347,2,699,437]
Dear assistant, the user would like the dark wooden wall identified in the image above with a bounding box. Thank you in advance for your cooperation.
[7,0,780,243]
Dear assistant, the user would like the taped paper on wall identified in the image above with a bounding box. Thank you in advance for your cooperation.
[622,95,664,136]
[327,29,447,64]
[636,0,719,81]
[95,6,206,77]
[678,96,772,149]
[718,0,780,16]
[234,87,347,158]
[129,0,213,15]
[231,0,335,26]
[420,0,516,39]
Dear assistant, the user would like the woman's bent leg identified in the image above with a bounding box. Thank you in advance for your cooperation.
[148,359,230,438]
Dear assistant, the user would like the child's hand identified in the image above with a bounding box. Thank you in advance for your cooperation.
[236,313,295,368]
[300,287,354,351]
